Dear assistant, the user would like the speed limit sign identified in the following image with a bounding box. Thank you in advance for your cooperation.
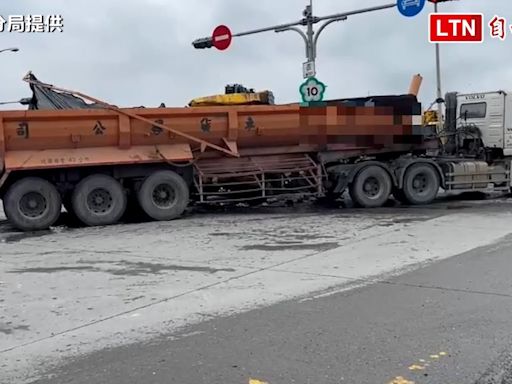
[300,77,326,103]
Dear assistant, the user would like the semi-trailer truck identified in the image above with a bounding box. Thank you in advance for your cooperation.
[0,73,509,231]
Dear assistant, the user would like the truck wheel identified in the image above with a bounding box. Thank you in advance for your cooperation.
[137,170,189,221]
[402,163,440,205]
[349,165,392,208]
[3,177,62,231]
[72,174,127,226]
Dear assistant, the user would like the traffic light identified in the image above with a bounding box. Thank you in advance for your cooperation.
[192,37,213,49]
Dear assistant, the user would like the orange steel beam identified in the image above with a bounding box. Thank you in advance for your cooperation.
[22,73,240,158]
[408,74,423,97]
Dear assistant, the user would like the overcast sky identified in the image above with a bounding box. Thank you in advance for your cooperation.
[0,0,510,110]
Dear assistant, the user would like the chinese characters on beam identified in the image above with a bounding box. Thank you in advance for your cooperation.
[489,15,510,41]
[0,15,64,33]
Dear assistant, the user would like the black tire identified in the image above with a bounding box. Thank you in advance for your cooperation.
[137,170,189,221]
[402,163,440,205]
[72,174,127,226]
[349,165,392,208]
[3,177,62,231]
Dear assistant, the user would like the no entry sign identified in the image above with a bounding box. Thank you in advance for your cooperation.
[212,25,232,51]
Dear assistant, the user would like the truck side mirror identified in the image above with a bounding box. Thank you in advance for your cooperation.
[463,110,468,121]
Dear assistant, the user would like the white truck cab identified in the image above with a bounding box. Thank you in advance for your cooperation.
[456,91,512,156]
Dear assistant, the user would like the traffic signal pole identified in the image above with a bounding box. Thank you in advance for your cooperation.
[428,0,458,129]
[434,2,444,129]
[193,2,396,78]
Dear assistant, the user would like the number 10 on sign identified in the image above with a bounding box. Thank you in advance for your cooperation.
[300,77,326,103]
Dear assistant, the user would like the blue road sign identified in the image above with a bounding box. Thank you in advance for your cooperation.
[397,0,426,17]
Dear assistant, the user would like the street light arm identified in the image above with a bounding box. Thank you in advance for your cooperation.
[234,19,304,38]
[274,27,310,58]
[192,2,400,77]
[0,47,19,54]
[313,17,348,56]
[236,1,396,36]
[212,3,396,39]
[316,3,396,22]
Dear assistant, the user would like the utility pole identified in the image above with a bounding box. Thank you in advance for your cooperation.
[434,2,444,128]
[428,0,458,128]
[193,2,396,79]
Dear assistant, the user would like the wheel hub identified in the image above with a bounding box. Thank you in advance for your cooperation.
[94,196,104,205]
[152,184,176,208]
[87,188,113,214]
[19,192,47,218]
[363,177,380,198]
[158,190,168,199]
[412,174,428,193]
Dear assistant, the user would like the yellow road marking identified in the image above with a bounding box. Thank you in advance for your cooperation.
[388,349,449,383]
[387,376,415,384]
[249,380,269,384]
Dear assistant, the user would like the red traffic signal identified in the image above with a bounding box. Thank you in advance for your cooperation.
[428,0,456,3]
[192,37,213,49]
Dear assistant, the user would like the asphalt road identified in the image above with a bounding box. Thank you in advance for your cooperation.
[3,196,512,384]
[30,229,512,384]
